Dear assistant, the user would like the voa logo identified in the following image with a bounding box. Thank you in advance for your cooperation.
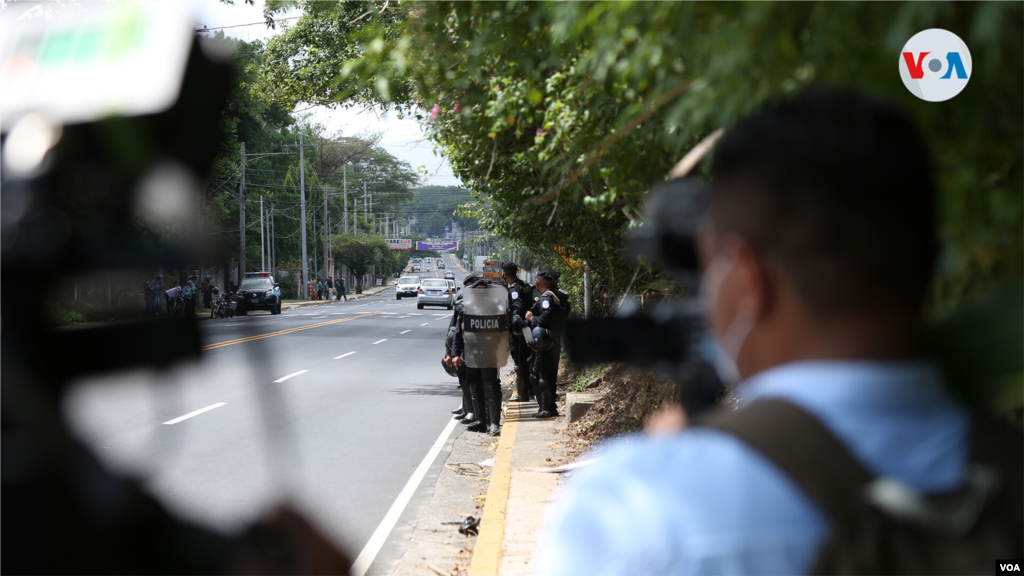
[899,28,972,102]
[999,562,1022,572]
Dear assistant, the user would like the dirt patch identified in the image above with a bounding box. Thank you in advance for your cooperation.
[557,363,677,462]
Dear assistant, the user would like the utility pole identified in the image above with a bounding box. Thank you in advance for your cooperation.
[238,142,245,280]
[298,133,308,295]
[312,205,318,279]
[343,165,348,233]
[260,195,265,272]
[323,183,329,279]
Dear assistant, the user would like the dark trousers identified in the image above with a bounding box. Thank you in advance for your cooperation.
[509,334,532,399]
[531,343,561,414]
[466,367,501,429]
[458,364,472,415]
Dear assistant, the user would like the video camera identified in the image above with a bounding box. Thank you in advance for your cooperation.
[564,178,725,416]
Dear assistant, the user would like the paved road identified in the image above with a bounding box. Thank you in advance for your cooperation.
[63,253,468,573]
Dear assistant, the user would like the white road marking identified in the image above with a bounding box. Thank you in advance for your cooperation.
[381,312,397,315]
[273,370,309,383]
[399,330,411,334]
[408,313,422,316]
[334,351,357,360]
[372,339,388,345]
[311,315,330,319]
[420,323,430,327]
[303,313,318,316]
[163,403,226,425]
[350,416,460,576]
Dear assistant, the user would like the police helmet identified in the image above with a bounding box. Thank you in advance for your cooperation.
[441,356,459,377]
[527,327,554,351]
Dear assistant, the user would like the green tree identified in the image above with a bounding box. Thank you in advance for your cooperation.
[255,1,1022,318]
[334,234,392,293]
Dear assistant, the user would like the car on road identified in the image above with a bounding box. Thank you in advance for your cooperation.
[444,278,458,295]
[444,271,455,280]
[411,264,421,272]
[417,278,454,309]
[396,276,420,300]
[437,262,445,269]
[235,272,281,315]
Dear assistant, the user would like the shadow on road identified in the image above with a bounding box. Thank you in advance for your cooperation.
[387,385,462,398]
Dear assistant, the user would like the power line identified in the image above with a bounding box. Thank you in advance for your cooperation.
[194,16,300,32]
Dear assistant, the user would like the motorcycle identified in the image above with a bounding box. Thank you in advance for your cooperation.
[210,287,231,319]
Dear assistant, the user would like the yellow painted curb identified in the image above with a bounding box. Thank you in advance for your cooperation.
[201,311,382,350]
[468,401,520,576]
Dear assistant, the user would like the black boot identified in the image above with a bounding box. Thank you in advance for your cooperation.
[533,389,550,418]
[451,406,466,417]
[459,412,477,425]
[516,370,532,403]
[486,395,502,436]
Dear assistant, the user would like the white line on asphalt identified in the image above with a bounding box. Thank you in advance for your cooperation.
[381,312,397,315]
[408,313,422,316]
[333,351,357,360]
[163,403,226,425]
[372,339,388,345]
[399,330,411,334]
[350,416,460,576]
[303,313,318,316]
[311,315,330,319]
[420,323,429,327]
[274,370,309,383]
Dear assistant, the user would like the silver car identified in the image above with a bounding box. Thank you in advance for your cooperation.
[417,278,454,309]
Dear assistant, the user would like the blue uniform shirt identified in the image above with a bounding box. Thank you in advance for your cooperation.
[536,360,970,576]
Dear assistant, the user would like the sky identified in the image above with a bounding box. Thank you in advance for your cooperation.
[193,0,463,189]
[0,0,463,188]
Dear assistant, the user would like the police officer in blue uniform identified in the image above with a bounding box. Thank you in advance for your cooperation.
[445,275,477,426]
[526,270,570,418]
[448,276,502,435]
[501,262,533,402]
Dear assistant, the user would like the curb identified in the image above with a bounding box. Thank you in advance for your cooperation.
[468,401,521,576]
[281,284,393,311]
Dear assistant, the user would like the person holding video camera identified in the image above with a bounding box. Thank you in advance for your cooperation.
[525,270,570,418]
[536,90,1022,575]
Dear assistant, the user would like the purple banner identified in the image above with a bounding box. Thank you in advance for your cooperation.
[416,240,458,251]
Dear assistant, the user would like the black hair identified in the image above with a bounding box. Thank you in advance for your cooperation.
[709,89,937,316]
[501,262,518,274]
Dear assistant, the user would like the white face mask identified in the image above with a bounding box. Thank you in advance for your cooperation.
[700,251,757,386]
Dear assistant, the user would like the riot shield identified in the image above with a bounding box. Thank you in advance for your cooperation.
[462,284,509,368]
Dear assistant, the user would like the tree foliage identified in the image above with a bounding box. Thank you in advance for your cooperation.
[255,1,1023,316]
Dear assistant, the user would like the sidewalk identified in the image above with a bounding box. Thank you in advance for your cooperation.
[469,375,571,576]
[280,281,395,311]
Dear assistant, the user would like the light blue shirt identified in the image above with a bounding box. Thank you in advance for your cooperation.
[536,360,970,576]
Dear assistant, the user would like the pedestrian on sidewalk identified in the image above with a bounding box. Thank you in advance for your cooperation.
[337,278,347,301]
[326,277,334,301]
[525,270,569,418]
[316,278,324,300]
[536,90,1023,575]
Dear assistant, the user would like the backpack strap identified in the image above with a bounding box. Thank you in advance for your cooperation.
[697,399,873,522]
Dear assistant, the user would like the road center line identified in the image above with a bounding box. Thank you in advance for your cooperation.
[274,370,309,383]
[399,330,411,334]
[334,351,357,360]
[419,323,430,327]
[163,402,226,425]
[351,416,460,576]
[202,311,382,350]
[372,339,388,345]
